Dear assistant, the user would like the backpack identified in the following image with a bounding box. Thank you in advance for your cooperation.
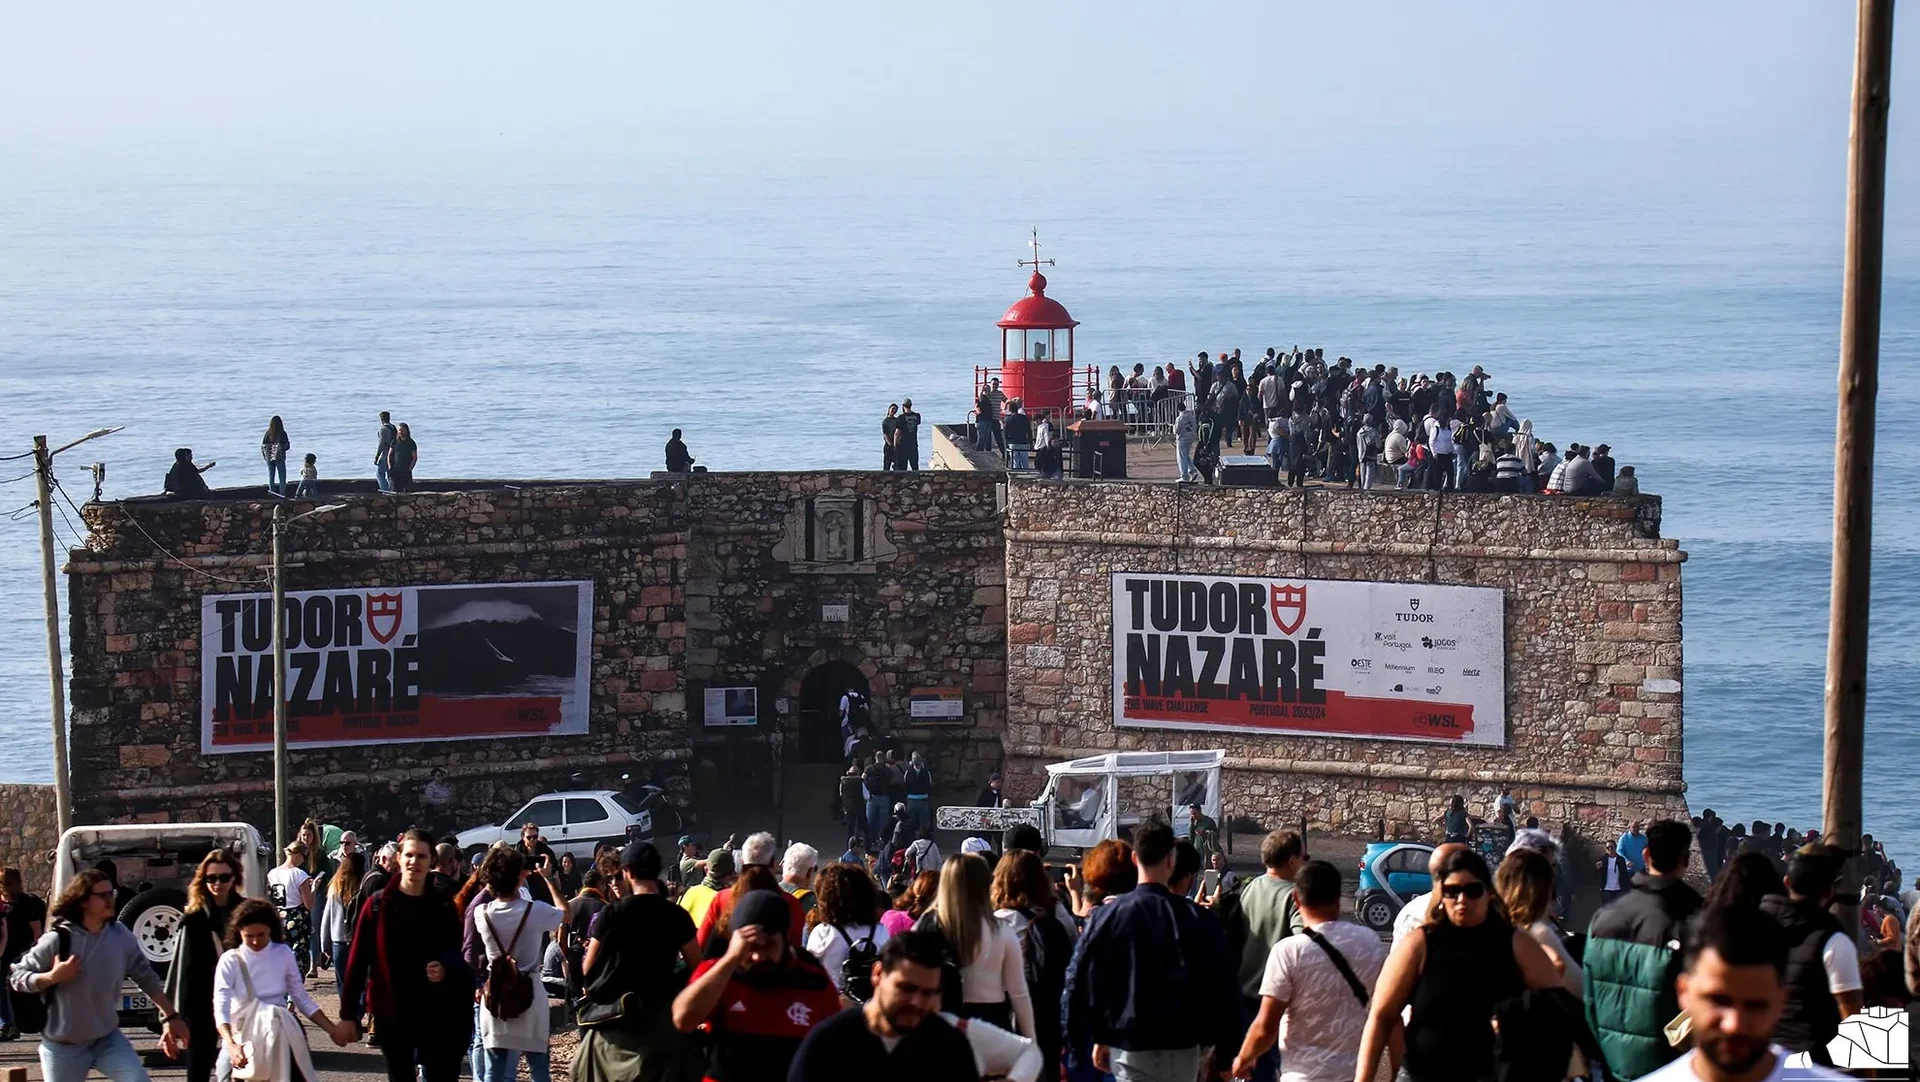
[12,924,72,1035]
[1016,909,1072,1024]
[910,912,966,1013]
[836,925,881,1002]
[480,905,537,1020]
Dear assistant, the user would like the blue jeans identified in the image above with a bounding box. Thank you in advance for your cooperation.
[907,796,932,834]
[1009,443,1031,469]
[470,1003,491,1082]
[375,458,392,492]
[1176,440,1195,481]
[40,1031,150,1082]
[486,1047,551,1082]
[266,459,287,495]
[866,795,892,843]
[1109,1046,1205,1082]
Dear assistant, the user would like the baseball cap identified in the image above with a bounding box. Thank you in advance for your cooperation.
[732,890,791,935]
[677,835,696,847]
[707,848,737,877]
[1003,824,1044,852]
[961,837,993,856]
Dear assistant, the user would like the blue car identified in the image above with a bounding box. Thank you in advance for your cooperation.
[1355,841,1434,932]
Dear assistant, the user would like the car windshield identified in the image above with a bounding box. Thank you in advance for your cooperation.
[609,792,645,815]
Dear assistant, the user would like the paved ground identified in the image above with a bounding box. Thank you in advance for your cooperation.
[0,976,579,1082]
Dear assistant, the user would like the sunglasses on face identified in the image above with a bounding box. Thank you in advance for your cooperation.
[1440,881,1488,900]
[205,874,235,884]
[89,887,115,900]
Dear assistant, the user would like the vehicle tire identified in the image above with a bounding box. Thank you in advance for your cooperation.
[119,887,190,974]
[1357,891,1396,933]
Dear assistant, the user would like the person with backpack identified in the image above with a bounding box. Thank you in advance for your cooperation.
[788,931,1043,1082]
[806,863,892,1006]
[473,846,567,1082]
[1232,861,1386,1082]
[339,830,476,1082]
[916,854,1035,1038]
[992,850,1071,1075]
[9,869,191,1082]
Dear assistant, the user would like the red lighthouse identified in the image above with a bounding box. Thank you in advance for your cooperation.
[992,232,1080,422]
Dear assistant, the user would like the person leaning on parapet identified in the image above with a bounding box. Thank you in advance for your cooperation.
[1609,465,1641,497]
[664,428,695,473]
[164,448,215,499]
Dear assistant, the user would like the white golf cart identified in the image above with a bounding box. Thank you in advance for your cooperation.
[52,822,269,1031]
[1030,750,1225,851]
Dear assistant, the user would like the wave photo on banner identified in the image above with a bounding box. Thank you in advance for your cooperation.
[200,579,594,753]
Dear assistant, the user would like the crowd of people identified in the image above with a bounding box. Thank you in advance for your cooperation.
[3,801,1915,1082]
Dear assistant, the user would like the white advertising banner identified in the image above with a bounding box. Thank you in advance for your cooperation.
[1111,572,1506,746]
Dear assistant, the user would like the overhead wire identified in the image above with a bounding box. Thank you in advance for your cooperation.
[112,504,271,587]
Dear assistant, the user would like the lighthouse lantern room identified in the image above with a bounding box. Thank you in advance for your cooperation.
[987,232,1083,422]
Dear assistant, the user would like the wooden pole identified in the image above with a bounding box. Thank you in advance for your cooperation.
[1822,0,1894,932]
[32,437,73,837]
[272,503,289,855]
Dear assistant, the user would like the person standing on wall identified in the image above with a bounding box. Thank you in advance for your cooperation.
[882,405,900,471]
[340,830,475,1082]
[387,423,419,494]
[261,416,291,497]
[373,411,397,492]
[9,869,192,1082]
[896,399,922,470]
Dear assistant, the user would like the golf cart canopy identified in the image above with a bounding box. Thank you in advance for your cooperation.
[52,823,268,895]
[1034,750,1225,850]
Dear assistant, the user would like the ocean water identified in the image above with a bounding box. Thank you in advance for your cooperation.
[1,138,1916,864]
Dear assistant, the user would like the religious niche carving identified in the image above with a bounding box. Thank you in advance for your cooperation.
[772,490,900,574]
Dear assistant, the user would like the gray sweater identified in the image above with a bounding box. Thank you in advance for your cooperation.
[10,921,165,1044]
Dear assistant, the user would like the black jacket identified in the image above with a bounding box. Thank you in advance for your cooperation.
[1063,883,1240,1064]
[1758,893,1844,1054]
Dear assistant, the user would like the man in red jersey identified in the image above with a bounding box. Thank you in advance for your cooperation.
[671,891,839,1082]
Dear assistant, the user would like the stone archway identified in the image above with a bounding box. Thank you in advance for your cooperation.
[796,661,869,764]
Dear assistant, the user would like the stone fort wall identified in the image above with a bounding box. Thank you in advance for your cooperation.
[1000,481,1689,841]
[65,471,1687,849]
[69,473,1006,837]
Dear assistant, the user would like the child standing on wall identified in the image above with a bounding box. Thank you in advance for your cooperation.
[294,453,318,498]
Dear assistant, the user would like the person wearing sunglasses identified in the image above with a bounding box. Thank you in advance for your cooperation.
[1352,848,1561,1082]
[9,868,192,1082]
[165,852,246,1082]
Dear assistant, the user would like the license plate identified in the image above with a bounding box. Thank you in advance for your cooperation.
[121,994,152,1012]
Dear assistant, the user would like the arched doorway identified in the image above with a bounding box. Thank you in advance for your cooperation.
[796,661,870,764]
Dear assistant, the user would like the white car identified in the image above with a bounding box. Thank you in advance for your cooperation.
[454,789,653,862]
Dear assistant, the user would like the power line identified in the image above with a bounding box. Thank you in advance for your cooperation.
[113,505,271,587]
[0,470,37,486]
[0,448,35,462]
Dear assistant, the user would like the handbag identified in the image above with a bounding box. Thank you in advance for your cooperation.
[575,992,636,1030]
[228,951,314,1082]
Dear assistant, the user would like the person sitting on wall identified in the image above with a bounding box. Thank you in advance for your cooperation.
[165,448,215,498]
[665,429,695,473]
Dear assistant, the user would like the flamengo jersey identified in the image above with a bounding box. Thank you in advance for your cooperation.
[692,955,842,1082]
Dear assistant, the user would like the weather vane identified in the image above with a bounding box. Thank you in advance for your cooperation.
[1017,228,1055,273]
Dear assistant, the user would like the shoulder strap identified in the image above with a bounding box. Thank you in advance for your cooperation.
[1301,927,1370,1009]
[231,949,258,1001]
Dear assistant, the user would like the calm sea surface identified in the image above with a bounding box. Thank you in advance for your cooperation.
[2,140,1915,863]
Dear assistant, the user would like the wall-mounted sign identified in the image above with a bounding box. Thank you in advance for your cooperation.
[201,580,593,754]
[703,686,759,727]
[821,604,850,622]
[908,687,965,720]
[1111,572,1506,745]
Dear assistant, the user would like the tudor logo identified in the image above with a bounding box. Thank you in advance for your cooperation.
[1409,598,1421,611]
[1270,583,1306,636]
[366,593,403,644]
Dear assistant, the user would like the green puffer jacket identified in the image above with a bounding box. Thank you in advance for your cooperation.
[1582,874,1703,1080]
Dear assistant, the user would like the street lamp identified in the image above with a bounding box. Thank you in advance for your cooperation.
[271,503,345,853]
[30,426,124,837]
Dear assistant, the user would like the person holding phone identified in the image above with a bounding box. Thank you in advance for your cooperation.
[515,824,559,906]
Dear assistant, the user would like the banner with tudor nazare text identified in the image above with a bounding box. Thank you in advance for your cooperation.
[200,580,593,754]
[1111,572,1506,745]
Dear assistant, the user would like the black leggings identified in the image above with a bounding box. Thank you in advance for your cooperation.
[373,1015,465,1082]
[186,1015,219,1082]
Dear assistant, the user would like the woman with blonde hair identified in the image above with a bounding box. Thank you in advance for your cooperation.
[320,850,364,978]
[167,850,246,1082]
[916,853,1034,1037]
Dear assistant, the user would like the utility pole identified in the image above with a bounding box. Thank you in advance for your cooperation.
[272,502,289,855]
[1823,0,1893,936]
[32,437,73,838]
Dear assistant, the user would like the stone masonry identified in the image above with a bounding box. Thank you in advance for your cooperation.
[1000,480,1689,844]
[0,784,59,894]
[69,473,1004,837]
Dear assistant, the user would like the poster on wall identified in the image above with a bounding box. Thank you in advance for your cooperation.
[703,687,759,727]
[201,580,594,754]
[1111,572,1506,745]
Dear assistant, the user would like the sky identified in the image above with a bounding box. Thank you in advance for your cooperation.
[1,4,1910,166]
